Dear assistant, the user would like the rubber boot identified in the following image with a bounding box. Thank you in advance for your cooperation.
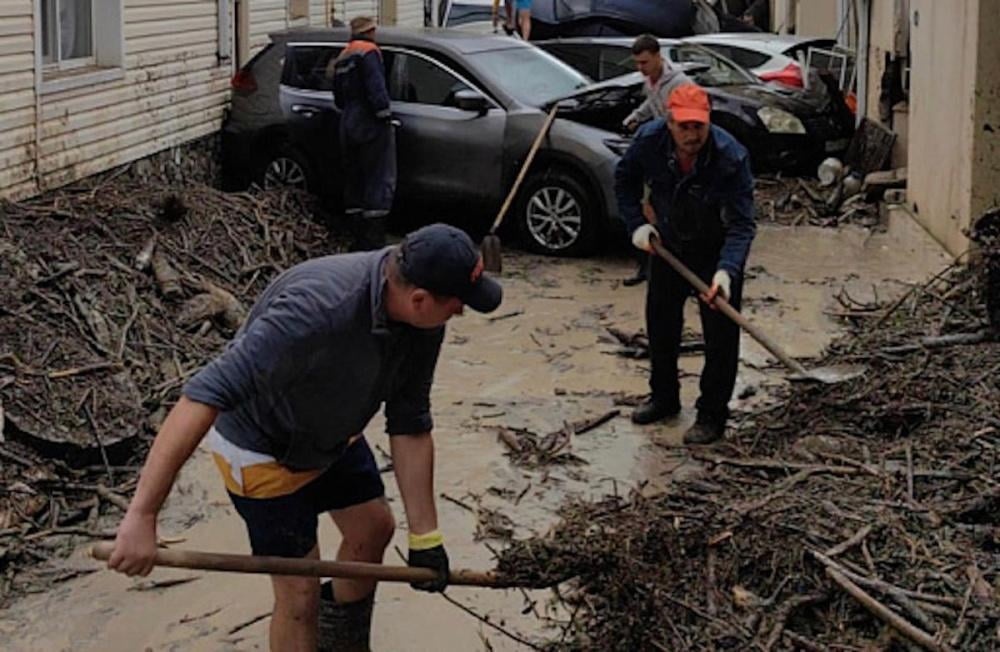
[317,580,375,652]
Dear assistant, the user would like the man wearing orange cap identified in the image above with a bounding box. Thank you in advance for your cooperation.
[614,83,756,444]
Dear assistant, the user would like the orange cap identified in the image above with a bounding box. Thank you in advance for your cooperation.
[667,84,711,124]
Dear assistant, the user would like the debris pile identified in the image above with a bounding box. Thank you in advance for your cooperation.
[755,175,886,229]
[498,262,1000,650]
[0,178,333,604]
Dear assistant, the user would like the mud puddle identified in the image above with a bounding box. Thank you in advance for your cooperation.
[0,214,949,651]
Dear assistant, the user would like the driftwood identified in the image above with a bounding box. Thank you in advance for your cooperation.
[151,252,182,299]
[0,175,333,607]
[496,263,1000,650]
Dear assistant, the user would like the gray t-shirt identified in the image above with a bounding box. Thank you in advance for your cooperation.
[184,248,444,470]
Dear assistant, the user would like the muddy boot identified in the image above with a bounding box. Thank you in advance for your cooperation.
[631,399,680,425]
[623,253,648,287]
[318,581,375,652]
[682,415,725,445]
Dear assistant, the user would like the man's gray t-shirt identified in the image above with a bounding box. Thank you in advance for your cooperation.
[183,248,444,471]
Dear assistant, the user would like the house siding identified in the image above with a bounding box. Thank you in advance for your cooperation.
[0,0,422,201]
[0,0,36,199]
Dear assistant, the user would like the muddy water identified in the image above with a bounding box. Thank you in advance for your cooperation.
[0,215,950,651]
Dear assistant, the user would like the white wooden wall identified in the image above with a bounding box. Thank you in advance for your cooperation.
[0,0,232,200]
[0,0,37,199]
[0,0,424,201]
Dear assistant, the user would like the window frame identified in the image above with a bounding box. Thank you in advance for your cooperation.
[385,49,474,107]
[282,41,501,110]
[40,0,96,71]
[36,0,125,94]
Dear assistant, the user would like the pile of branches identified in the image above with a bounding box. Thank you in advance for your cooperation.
[755,176,882,229]
[0,177,334,604]
[498,262,1000,650]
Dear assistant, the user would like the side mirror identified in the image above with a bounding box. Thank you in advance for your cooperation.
[454,89,489,114]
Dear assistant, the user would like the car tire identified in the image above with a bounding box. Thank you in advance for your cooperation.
[515,168,599,257]
[258,144,315,192]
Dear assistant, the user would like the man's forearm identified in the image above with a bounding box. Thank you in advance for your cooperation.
[390,432,438,535]
[126,395,218,518]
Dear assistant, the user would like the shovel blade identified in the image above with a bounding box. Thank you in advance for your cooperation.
[481,234,502,274]
[786,364,866,385]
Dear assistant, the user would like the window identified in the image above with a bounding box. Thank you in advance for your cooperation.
[388,53,470,106]
[283,45,340,91]
[539,44,601,81]
[597,46,635,81]
[710,45,770,70]
[38,0,124,93]
[468,47,590,107]
[41,0,93,66]
[667,44,757,87]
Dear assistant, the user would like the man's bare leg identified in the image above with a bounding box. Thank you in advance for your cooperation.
[329,496,395,602]
[270,545,320,651]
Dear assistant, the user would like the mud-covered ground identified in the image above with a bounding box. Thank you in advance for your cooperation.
[0,203,951,651]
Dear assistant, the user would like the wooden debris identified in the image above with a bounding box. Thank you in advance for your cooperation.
[495,262,1000,649]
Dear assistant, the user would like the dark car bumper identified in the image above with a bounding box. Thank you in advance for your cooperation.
[749,132,850,171]
[747,113,852,172]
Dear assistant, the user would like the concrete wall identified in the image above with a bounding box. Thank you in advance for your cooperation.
[908,0,999,256]
[797,0,839,37]
[865,0,902,120]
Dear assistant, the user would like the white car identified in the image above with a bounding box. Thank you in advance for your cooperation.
[438,0,504,34]
[684,33,837,89]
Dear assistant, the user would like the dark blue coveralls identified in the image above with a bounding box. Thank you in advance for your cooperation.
[333,36,396,247]
[615,120,756,428]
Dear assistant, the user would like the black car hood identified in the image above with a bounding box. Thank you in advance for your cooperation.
[708,83,828,116]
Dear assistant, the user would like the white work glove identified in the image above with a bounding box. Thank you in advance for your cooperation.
[631,224,657,252]
[701,269,732,308]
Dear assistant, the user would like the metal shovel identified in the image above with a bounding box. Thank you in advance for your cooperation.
[649,238,864,384]
[481,102,562,273]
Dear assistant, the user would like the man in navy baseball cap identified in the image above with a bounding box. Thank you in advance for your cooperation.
[398,223,503,314]
[108,221,501,650]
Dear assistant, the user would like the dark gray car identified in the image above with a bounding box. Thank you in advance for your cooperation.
[222,27,638,256]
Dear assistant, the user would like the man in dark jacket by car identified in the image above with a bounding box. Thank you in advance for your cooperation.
[333,16,395,250]
[615,84,755,444]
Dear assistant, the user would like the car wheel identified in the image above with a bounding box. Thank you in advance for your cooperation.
[259,145,314,191]
[515,168,599,257]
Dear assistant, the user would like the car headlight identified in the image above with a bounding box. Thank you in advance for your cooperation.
[603,137,632,157]
[757,106,806,134]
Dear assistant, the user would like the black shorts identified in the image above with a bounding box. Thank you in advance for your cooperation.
[227,437,386,558]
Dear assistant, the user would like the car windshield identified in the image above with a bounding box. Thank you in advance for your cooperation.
[666,43,758,87]
[443,1,493,26]
[468,47,592,106]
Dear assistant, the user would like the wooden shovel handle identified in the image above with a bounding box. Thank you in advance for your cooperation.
[90,542,511,588]
[649,238,809,376]
[489,103,561,234]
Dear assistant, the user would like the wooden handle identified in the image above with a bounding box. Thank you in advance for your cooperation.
[489,103,561,234]
[649,239,809,376]
[90,542,511,588]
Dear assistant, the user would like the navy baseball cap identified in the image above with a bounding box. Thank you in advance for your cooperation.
[399,224,503,313]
